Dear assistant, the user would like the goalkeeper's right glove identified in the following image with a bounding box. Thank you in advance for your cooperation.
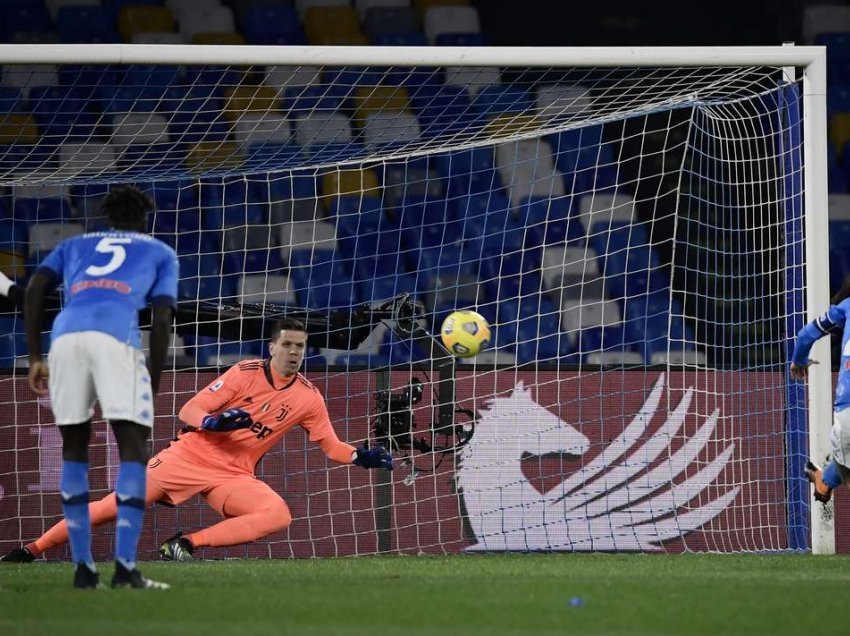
[201,408,253,432]
[353,446,393,470]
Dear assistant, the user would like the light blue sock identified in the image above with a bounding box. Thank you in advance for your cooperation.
[824,461,843,489]
[60,460,93,568]
[114,461,146,570]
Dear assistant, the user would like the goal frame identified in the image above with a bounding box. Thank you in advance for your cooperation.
[0,43,831,553]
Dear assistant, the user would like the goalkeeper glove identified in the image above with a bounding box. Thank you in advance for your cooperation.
[353,446,393,470]
[201,408,253,432]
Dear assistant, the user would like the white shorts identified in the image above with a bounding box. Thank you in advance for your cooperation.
[830,408,850,468]
[48,331,153,427]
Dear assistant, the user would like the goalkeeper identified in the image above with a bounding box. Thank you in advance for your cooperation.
[2,316,392,562]
[791,280,850,505]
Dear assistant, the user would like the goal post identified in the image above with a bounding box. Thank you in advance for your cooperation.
[0,44,833,557]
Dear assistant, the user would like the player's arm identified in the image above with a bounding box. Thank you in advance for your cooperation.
[178,364,253,432]
[790,304,846,380]
[307,396,392,469]
[147,304,172,396]
[0,270,24,309]
[24,252,61,395]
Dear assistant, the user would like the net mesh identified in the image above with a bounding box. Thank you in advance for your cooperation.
[0,60,808,556]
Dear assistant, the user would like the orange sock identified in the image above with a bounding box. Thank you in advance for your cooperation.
[32,493,119,557]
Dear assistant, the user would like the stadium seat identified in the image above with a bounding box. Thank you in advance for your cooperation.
[293,113,353,147]
[118,5,175,42]
[179,6,235,41]
[423,5,480,43]
[353,86,411,122]
[536,84,594,123]
[264,66,321,92]
[412,84,473,138]
[2,64,59,99]
[46,0,100,20]
[166,0,220,17]
[561,298,621,342]
[3,4,51,39]
[192,32,246,45]
[321,169,381,202]
[444,66,501,95]
[816,33,850,85]
[296,0,350,17]
[540,244,603,294]
[28,222,84,258]
[371,32,428,46]
[363,7,420,39]
[362,111,421,150]
[304,6,361,43]
[356,0,411,16]
[222,85,280,122]
[280,220,338,260]
[14,196,71,224]
[131,32,185,44]
[57,5,119,43]
[576,193,635,232]
[803,5,850,44]
[517,196,584,248]
[110,113,170,155]
[185,141,244,173]
[0,86,21,114]
[232,112,291,148]
[242,5,302,43]
[472,85,534,118]
[435,32,487,46]
[58,142,117,177]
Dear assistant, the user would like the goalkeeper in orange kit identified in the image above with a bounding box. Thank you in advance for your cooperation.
[1,316,392,563]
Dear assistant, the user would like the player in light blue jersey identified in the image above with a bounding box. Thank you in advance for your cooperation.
[790,285,850,507]
[24,185,178,590]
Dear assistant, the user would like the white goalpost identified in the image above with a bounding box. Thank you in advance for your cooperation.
[0,44,832,557]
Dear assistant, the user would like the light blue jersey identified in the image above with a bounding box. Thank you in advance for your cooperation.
[38,230,179,349]
[792,298,850,411]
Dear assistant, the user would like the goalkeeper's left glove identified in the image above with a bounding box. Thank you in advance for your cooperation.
[353,446,393,470]
[201,408,253,432]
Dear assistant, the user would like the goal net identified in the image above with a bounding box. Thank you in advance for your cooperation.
[0,46,829,557]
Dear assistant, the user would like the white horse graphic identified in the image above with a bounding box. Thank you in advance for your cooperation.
[457,374,739,551]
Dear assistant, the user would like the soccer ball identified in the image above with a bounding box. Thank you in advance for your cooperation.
[440,310,491,358]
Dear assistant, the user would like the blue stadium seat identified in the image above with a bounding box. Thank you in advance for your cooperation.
[0,219,25,250]
[14,197,71,223]
[2,5,50,40]
[58,64,124,94]
[0,86,22,113]
[355,259,418,302]
[284,85,346,113]
[29,86,97,140]
[371,33,428,46]
[245,143,302,171]
[124,65,182,92]
[830,220,850,251]
[412,85,474,138]
[816,33,850,85]
[517,196,584,248]
[57,6,120,44]
[290,258,358,310]
[242,5,302,43]
[322,67,385,91]
[102,85,164,114]
[304,142,363,164]
[830,145,848,193]
[434,33,488,46]
[454,193,525,256]
[472,85,533,117]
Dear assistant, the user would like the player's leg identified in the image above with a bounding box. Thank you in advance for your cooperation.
[807,408,850,502]
[162,477,291,557]
[92,333,167,589]
[2,456,170,562]
[48,333,100,587]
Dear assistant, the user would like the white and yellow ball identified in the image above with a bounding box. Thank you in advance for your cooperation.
[440,310,491,358]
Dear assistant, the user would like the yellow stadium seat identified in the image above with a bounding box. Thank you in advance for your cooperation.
[0,114,39,144]
[413,0,469,18]
[191,32,246,45]
[186,142,244,172]
[304,6,360,42]
[223,85,281,122]
[322,169,381,202]
[483,113,541,138]
[352,86,411,126]
[118,6,174,42]
[0,249,25,280]
[832,113,850,158]
[312,32,369,45]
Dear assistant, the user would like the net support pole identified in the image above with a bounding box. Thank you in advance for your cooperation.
[802,51,834,554]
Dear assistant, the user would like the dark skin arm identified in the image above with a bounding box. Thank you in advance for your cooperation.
[24,271,55,395]
[147,304,173,395]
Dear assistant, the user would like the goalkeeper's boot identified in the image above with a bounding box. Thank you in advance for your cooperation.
[159,532,194,562]
[0,547,35,563]
[111,561,170,590]
[73,563,103,590]
[805,461,833,504]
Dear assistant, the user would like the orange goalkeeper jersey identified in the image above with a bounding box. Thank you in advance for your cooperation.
[171,359,355,474]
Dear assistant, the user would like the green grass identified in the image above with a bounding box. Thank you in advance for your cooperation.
[1,554,848,636]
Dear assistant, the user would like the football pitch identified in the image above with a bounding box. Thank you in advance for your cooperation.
[1,553,848,636]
